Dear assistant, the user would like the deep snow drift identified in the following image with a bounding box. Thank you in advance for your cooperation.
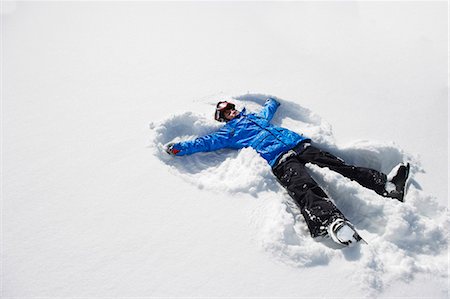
[150,94,449,294]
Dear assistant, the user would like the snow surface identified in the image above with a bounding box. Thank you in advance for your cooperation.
[2,1,448,298]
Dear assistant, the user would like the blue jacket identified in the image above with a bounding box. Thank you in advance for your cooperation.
[172,99,310,167]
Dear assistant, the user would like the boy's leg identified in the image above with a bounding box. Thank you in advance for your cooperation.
[297,146,387,195]
[272,156,345,238]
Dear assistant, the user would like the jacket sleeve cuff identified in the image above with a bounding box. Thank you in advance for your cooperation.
[267,97,280,106]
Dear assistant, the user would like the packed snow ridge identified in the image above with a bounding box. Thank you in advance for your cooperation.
[149,94,448,294]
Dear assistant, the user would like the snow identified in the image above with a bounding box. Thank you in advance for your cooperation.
[2,1,448,298]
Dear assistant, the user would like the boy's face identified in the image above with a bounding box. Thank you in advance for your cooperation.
[224,108,239,121]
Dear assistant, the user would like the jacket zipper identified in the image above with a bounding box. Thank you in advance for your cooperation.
[245,115,289,147]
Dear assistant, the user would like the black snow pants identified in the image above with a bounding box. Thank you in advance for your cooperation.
[272,142,387,237]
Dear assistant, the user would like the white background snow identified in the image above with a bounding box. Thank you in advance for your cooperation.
[2,1,448,298]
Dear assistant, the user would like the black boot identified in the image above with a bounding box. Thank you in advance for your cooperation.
[384,163,410,202]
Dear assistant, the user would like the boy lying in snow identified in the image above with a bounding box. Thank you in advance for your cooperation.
[165,98,410,247]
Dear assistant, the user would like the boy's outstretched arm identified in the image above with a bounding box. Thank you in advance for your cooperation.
[258,98,280,122]
[165,127,233,156]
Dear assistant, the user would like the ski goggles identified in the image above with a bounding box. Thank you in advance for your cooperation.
[214,101,236,122]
